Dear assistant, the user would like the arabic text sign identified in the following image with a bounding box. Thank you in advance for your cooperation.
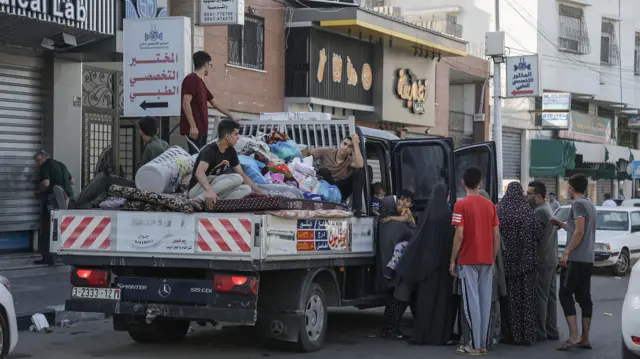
[200,0,244,25]
[542,92,571,111]
[115,212,195,253]
[541,112,570,129]
[505,55,539,98]
[123,17,192,117]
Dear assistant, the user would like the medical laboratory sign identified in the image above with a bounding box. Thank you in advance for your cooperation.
[123,17,192,117]
[505,55,539,98]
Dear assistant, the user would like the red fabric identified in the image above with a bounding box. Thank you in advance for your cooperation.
[452,195,499,265]
[267,131,289,144]
[180,73,213,136]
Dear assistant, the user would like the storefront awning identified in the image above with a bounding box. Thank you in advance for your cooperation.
[574,141,606,164]
[530,139,576,177]
[605,144,632,164]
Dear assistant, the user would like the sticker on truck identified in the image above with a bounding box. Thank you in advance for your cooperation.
[59,216,112,250]
[196,218,253,253]
[296,219,350,252]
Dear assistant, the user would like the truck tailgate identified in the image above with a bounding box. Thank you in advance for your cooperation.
[51,210,258,262]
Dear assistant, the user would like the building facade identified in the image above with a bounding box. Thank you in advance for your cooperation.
[0,0,116,252]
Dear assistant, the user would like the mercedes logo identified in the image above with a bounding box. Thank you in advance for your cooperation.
[269,320,284,336]
[158,282,172,298]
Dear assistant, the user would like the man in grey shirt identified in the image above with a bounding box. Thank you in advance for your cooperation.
[527,181,559,342]
[551,173,596,351]
[548,192,561,213]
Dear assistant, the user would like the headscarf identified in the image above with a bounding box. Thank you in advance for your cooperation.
[496,181,543,277]
[395,183,453,283]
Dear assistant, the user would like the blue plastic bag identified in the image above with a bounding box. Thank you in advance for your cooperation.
[269,140,302,162]
[317,180,342,203]
[238,155,266,184]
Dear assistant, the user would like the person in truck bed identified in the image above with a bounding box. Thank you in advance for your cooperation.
[187,119,266,210]
[302,133,365,215]
[138,116,169,168]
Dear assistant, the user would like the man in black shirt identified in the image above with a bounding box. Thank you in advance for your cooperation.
[187,119,264,209]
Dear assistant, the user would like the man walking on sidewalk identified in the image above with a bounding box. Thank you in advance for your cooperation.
[180,51,236,155]
[552,173,596,351]
[34,150,74,265]
[527,181,560,342]
[450,166,501,355]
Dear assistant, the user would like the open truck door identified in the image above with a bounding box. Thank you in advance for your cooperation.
[389,138,455,211]
[454,141,498,203]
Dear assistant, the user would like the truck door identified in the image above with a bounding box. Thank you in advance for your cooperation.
[453,142,498,203]
[389,138,454,211]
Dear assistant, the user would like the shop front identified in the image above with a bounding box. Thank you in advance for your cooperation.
[0,0,115,251]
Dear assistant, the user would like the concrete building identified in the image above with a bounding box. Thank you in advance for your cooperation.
[382,0,640,202]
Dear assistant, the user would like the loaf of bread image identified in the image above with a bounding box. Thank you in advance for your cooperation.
[317,48,327,83]
[347,56,358,86]
[332,53,343,83]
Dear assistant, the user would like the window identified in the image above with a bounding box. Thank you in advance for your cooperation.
[454,150,491,200]
[398,145,448,200]
[635,33,640,75]
[228,15,265,70]
[558,4,590,54]
[600,20,620,66]
[596,210,629,231]
[630,211,640,227]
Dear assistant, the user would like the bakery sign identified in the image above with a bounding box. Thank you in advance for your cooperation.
[316,48,372,91]
[0,0,88,22]
[396,68,427,115]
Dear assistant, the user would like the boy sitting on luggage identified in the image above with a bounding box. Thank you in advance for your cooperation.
[381,190,415,279]
[371,182,385,216]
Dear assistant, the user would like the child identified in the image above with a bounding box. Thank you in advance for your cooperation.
[381,190,415,279]
[371,182,385,216]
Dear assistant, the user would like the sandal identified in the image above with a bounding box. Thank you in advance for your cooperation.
[456,345,482,356]
[578,343,593,350]
[556,340,579,351]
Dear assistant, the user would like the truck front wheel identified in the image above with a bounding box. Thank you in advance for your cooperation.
[295,283,328,352]
[127,318,190,344]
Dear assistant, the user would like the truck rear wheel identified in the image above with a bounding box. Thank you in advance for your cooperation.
[127,318,190,344]
[295,283,327,352]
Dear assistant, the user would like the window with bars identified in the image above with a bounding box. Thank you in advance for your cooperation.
[228,15,265,70]
[600,20,620,66]
[558,4,590,54]
[635,33,640,75]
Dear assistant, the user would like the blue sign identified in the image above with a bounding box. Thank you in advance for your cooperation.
[632,161,640,179]
[630,115,640,128]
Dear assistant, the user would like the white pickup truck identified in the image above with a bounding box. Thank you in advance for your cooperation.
[50,119,498,352]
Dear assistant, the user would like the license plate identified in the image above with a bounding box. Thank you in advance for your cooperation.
[72,287,121,300]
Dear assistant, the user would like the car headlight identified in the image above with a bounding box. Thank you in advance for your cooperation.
[0,275,11,291]
[595,242,611,252]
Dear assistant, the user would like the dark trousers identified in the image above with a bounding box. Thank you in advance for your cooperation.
[317,168,365,215]
[382,292,408,334]
[39,197,54,262]
[185,134,207,155]
[559,261,593,318]
[536,266,559,339]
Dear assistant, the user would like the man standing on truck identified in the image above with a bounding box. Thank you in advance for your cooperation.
[181,51,236,155]
[138,116,170,168]
[302,134,365,215]
[187,119,265,209]
[34,150,75,265]
[449,166,500,355]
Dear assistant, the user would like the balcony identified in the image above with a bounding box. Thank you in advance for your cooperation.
[411,19,463,38]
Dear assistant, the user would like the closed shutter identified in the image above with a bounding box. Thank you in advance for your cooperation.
[535,177,557,198]
[0,60,43,232]
[493,127,522,180]
[596,179,614,205]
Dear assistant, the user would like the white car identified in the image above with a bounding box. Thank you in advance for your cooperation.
[556,205,640,276]
[622,261,640,358]
[0,275,17,358]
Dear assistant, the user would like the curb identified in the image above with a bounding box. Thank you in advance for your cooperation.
[17,305,106,331]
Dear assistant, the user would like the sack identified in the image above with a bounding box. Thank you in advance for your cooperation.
[269,140,302,162]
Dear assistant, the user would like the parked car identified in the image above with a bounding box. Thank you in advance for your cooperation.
[0,275,18,358]
[622,199,640,208]
[556,205,640,276]
[622,261,640,358]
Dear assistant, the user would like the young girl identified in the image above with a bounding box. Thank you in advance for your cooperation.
[381,191,415,280]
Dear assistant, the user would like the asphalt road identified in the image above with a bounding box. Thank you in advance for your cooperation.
[10,272,628,359]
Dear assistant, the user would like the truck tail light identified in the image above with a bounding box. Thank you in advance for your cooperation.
[214,274,257,295]
[71,268,109,287]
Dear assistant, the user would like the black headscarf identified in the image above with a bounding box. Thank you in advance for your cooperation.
[497,181,543,277]
[395,183,453,283]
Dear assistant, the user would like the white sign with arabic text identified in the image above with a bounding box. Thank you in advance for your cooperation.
[116,212,196,254]
[505,55,539,98]
[200,0,244,25]
[123,17,192,117]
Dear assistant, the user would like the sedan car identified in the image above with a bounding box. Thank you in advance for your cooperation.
[622,261,640,358]
[0,275,17,358]
[557,205,640,276]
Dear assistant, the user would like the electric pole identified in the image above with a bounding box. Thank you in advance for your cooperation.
[493,0,504,198]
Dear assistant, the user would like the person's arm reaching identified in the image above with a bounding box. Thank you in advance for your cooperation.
[209,96,236,122]
[302,147,331,158]
[380,212,411,223]
[350,134,364,169]
[232,165,266,194]
[193,159,217,209]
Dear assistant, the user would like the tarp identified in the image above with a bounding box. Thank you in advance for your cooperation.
[529,139,576,177]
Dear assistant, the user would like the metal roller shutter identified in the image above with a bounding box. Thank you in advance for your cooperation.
[534,177,557,198]
[492,127,522,181]
[0,60,43,232]
[596,179,614,205]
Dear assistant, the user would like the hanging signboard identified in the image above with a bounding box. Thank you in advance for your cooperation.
[505,55,539,98]
[541,112,570,129]
[199,0,245,25]
[629,115,640,128]
[123,17,192,117]
[542,92,571,111]
[395,68,427,115]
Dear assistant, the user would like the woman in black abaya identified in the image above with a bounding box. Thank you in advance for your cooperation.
[394,183,455,345]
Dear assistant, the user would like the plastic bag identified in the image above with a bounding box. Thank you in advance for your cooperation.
[316,180,342,203]
[269,140,302,162]
[239,155,266,185]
